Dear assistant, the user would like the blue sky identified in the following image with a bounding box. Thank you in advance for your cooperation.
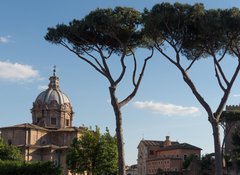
[1,0,240,165]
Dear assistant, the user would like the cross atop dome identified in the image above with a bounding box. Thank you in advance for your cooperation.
[53,65,56,76]
[49,66,59,89]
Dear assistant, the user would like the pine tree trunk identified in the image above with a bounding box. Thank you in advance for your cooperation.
[212,122,223,175]
[109,86,125,175]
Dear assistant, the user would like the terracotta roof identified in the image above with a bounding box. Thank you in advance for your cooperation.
[138,139,201,151]
[17,144,68,149]
[139,140,179,147]
[141,140,164,146]
[0,123,48,131]
[0,123,85,133]
[52,126,85,132]
[159,143,202,151]
[147,157,182,162]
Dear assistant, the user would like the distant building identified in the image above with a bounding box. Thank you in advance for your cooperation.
[223,105,240,174]
[224,105,240,155]
[137,136,201,175]
[126,164,138,175]
[0,68,84,175]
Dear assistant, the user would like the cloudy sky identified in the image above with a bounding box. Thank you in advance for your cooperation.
[1,0,240,165]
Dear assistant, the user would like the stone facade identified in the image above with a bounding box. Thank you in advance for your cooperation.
[137,136,201,175]
[126,164,138,175]
[223,105,240,174]
[0,69,83,175]
[224,105,240,155]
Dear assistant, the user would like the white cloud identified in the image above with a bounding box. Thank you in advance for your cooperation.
[133,101,200,117]
[38,85,48,90]
[233,94,240,97]
[0,36,10,43]
[0,60,40,81]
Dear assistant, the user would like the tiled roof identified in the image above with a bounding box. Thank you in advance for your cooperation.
[52,126,85,132]
[17,144,68,149]
[0,123,48,131]
[141,140,164,146]
[159,143,202,151]
[140,140,179,146]
[0,123,85,133]
[138,139,179,149]
[138,139,201,151]
[146,157,182,162]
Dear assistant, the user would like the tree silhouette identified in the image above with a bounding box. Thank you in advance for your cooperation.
[45,7,153,175]
[143,3,240,175]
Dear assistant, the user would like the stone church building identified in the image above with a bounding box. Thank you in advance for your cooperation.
[0,69,84,175]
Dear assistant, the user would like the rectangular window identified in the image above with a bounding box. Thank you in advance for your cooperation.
[37,117,41,123]
[51,117,57,125]
[66,119,69,126]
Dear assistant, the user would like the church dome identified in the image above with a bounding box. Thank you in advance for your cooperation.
[35,68,71,105]
[35,88,70,105]
[32,67,73,129]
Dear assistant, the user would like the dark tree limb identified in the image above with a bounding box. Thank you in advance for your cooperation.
[159,50,214,118]
[96,45,115,85]
[215,60,240,121]
[131,50,137,86]
[114,47,127,86]
[60,41,106,77]
[212,51,229,86]
[119,48,154,107]
[214,64,226,92]
[185,56,198,72]
[82,48,106,73]
[155,44,178,66]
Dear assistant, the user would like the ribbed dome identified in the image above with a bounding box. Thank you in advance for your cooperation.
[35,68,71,105]
[35,88,70,105]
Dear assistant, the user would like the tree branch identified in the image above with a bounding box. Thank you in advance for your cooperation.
[229,44,240,58]
[155,44,178,66]
[131,50,137,86]
[105,50,114,59]
[165,39,181,64]
[217,46,228,63]
[119,48,154,107]
[114,47,127,86]
[185,56,198,72]
[96,45,115,84]
[68,34,100,54]
[212,51,229,86]
[82,48,105,73]
[158,48,213,118]
[214,64,226,92]
[179,66,213,118]
[215,60,240,121]
[60,41,106,77]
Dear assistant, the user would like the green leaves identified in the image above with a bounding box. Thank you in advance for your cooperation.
[45,7,142,54]
[0,139,22,161]
[66,127,118,175]
[143,2,240,60]
[0,161,62,175]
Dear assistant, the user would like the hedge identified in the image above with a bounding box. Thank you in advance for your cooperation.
[0,160,62,175]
